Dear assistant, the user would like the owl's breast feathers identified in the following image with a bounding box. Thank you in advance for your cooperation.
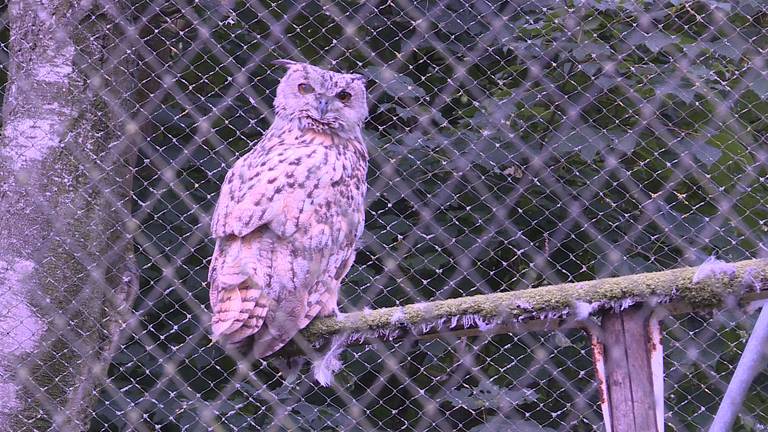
[209,129,367,358]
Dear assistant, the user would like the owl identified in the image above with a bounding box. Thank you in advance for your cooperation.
[208,60,368,358]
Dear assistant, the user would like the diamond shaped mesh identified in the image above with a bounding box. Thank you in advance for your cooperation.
[0,0,766,431]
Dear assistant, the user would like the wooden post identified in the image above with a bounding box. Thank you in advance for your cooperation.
[591,306,663,432]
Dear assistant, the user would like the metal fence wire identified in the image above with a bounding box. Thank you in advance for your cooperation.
[1,0,767,431]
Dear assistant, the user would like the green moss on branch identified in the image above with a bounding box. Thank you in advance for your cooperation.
[300,258,768,343]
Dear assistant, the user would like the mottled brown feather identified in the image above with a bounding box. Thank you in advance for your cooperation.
[208,62,368,358]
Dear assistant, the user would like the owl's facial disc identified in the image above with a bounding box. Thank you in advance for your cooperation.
[274,62,368,134]
[309,94,335,120]
[293,82,336,126]
[295,85,346,130]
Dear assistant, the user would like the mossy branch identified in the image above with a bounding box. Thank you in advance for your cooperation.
[300,258,768,344]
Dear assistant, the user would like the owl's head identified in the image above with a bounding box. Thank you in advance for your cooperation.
[273,60,368,133]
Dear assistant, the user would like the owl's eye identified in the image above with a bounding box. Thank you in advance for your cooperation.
[298,83,314,95]
[336,91,352,102]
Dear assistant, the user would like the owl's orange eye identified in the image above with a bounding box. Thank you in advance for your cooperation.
[336,91,352,102]
[298,83,314,95]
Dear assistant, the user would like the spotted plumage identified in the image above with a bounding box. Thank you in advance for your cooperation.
[209,61,368,358]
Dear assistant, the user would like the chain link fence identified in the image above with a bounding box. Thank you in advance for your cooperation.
[1,0,767,430]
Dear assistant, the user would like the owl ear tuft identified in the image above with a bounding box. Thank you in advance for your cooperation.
[273,59,299,68]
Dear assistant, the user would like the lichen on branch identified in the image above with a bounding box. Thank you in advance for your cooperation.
[300,258,768,345]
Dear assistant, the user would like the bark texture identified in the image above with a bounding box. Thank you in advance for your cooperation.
[0,1,136,430]
[300,258,768,343]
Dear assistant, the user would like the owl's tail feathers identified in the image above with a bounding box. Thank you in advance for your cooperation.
[250,296,311,358]
[214,237,250,286]
[211,283,269,342]
[210,239,269,342]
[211,282,248,340]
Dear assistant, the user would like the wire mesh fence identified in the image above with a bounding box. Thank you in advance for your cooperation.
[0,0,767,430]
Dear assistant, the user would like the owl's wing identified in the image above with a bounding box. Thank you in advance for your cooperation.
[208,152,269,342]
[208,229,273,342]
[246,253,352,357]
[302,247,356,323]
[247,245,356,359]
[210,153,280,238]
[247,243,326,358]
[245,204,363,358]
[210,145,340,239]
[209,145,342,348]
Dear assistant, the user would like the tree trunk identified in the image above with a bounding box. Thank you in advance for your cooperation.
[0,1,136,430]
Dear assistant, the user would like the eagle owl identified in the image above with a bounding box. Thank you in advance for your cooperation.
[209,60,368,358]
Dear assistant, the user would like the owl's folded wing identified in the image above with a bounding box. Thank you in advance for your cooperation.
[210,146,340,239]
[210,154,280,237]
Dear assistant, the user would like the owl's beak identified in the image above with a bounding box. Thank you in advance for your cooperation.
[316,97,331,118]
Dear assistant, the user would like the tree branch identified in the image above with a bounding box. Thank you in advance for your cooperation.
[300,258,768,344]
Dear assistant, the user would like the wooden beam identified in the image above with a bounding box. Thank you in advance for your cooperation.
[598,306,660,432]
